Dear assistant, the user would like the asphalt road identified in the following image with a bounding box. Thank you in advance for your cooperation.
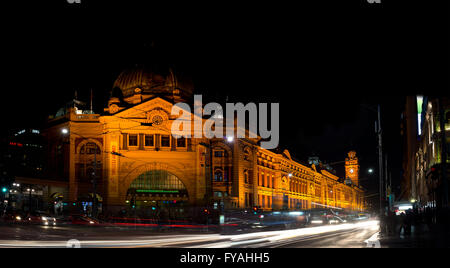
[245,226,379,248]
[0,220,380,248]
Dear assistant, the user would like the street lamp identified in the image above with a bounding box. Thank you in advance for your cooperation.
[368,168,374,174]
[61,128,69,135]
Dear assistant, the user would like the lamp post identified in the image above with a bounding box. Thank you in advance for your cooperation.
[360,103,385,220]
[376,105,386,234]
[23,184,35,213]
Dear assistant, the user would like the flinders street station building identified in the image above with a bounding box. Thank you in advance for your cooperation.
[38,64,365,216]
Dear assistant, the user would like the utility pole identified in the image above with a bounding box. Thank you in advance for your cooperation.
[92,146,98,218]
[29,185,33,213]
[385,154,389,214]
[377,105,385,222]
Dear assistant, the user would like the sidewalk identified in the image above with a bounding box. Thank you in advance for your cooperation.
[379,223,450,248]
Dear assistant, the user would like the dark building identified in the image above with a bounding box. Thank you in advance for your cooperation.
[401,96,450,212]
[0,128,69,214]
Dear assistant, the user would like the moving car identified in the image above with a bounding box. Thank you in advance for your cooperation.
[1,210,25,224]
[26,211,57,226]
[328,215,347,224]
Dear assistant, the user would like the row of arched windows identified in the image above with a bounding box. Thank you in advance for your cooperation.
[290,181,307,194]
[257,171,275,188]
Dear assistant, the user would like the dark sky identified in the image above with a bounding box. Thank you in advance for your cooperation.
[2,1,449,195]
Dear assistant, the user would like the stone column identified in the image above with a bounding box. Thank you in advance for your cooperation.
[231,140,241,207]
[122,133,128,150]
[138,134,144,150]
[68,135,78,208]
[252,147,258,207]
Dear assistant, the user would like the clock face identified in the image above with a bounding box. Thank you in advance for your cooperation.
[109,104,119,114]
[152,115,163,125]
[349,168,354,174]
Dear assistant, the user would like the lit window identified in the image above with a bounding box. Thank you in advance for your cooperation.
[161,135,170,147]
[244,169,249,184]
[128,135,138,146]
[144,135,154,147]
[244,149,251,160]
[176,137,186,148]
[214,169,223,182]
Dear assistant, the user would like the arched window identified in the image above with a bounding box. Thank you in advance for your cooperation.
[80,142,101,154]
[129,170,186,191]
[214,169,223,182]
[243,148,251,161]
[176,137,186,148]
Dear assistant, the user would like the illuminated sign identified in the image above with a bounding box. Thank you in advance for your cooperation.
[398,205,413,210]
[9,142,23,147]
[136,189,180,194]
[288,211,304,216]
[417,95,423,135]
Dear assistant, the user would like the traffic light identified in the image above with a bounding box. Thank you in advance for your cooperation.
[1,187,7,193]
[252,206,260,214]
[430,166,441,180]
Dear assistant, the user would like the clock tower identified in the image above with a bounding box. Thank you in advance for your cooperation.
[345,151,359,186]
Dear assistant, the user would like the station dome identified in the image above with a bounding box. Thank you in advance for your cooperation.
[112,64,194,102]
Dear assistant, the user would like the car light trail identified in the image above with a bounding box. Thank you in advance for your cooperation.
[200,220,380,248]
[0,220,379,248]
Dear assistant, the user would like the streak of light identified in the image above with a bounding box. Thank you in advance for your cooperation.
[0,220,379,248]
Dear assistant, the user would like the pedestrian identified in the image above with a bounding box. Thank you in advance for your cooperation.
[399,212,406,236]
[388,211,396,235]
[405,209,412,236]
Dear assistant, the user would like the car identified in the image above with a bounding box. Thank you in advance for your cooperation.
[309,215,326,225]
[26,211,57,226]
[328,215,346,224]
[1,210,26,224]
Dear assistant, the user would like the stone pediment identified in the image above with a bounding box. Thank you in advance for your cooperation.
[106,97,202,132]
[114,97,175,119]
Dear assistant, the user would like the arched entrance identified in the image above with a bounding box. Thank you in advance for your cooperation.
[126,170,189,220]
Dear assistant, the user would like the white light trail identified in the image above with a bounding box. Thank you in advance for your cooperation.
[0,221,379,248]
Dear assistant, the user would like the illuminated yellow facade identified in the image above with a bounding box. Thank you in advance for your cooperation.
[43,66,364,213]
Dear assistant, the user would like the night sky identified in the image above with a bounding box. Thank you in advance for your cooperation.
[2,1,449,197]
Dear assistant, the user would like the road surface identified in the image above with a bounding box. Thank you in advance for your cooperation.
[0,220,380,248]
